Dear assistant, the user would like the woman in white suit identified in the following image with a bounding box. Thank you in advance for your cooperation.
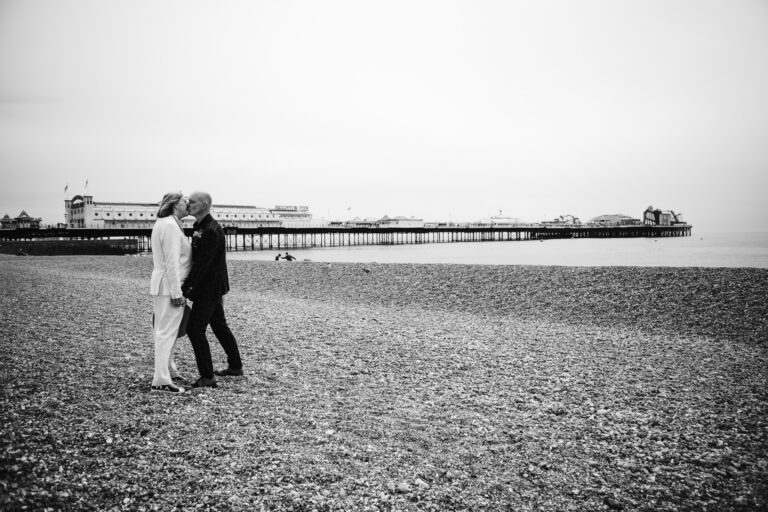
[150,192,192,393]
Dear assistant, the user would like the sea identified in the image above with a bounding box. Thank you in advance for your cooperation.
[227,232,768,269]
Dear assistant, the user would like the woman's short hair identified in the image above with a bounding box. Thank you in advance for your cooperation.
[157,192,184,218]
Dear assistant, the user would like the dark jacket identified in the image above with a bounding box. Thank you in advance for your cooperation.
[182,214,230,301]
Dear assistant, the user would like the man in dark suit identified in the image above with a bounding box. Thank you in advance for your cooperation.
[182,191,243,388]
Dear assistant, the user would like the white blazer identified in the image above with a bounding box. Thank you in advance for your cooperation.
[150,215,192,298]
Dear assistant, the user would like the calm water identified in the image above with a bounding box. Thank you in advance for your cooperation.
[228,232,768,268]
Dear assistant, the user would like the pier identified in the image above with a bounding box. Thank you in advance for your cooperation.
[1,224,692,254]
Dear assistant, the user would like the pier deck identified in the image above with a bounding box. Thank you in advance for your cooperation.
[1,224,691,253]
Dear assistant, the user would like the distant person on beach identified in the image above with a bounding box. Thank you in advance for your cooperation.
[275,253,282,261]
[284,252,296,261]
[182,191,243,388]
[149,192,191,394]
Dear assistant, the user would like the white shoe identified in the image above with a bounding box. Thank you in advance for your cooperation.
[151,384,185,394]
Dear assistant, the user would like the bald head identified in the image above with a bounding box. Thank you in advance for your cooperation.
[188,191,212,221]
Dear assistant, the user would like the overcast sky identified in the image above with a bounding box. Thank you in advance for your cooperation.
[1,0,766,231]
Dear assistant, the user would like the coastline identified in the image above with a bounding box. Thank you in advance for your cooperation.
[227,232,768,269]
[2,256,767,510]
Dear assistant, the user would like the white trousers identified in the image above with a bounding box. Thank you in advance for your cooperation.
[152,295,184,386]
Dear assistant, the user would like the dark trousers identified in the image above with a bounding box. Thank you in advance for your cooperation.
[187,298,242,379]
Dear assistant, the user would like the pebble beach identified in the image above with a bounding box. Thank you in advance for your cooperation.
[1,255,767,511]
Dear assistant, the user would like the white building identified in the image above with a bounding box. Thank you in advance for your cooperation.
[377,215,424,228]
[587,214,642,226]
[541,214,582,226]
[64,195,281,229]
[269,205,327,227]
[479,210,527,226]
[347,217,379,228]
[643,206,684,226]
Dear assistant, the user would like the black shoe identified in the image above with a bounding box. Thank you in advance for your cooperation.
[214,367,243,377]
[191,377,218,388]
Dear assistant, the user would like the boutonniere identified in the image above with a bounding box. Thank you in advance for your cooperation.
[192,230,202,240]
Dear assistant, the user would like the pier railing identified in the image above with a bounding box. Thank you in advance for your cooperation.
[1,224,692,253]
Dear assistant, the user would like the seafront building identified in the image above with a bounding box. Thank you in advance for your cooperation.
[63,195,319,229]
[541,214,582,227]
[377,215,424,228]
[1,211,42,229]
[586,214,642,226]
[334,215,426,228]
[643,206,684,226]
[476,211,528,226]
[269,205,328,227]
[345,217,380,228]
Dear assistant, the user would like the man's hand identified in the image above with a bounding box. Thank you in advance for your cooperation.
[171,297,186,307]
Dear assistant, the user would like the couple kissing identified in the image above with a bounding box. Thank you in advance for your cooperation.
[149,191,243,394]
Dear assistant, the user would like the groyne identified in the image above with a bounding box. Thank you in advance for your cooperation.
[0,239,138,256]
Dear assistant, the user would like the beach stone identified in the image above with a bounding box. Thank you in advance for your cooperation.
[415,478,429,489]
[3,257,768,511]
[396,482,411,493]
